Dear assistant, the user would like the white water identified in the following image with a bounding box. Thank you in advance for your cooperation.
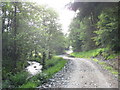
[26,61,42,75]
[66,46,73,54]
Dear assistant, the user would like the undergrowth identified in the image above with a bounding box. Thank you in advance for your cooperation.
[2,57,67,88]
[70,48,105,58]
[70,48,119,60]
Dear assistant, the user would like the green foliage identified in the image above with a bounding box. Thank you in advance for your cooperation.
[2,71,29,88]
[68,18,83,52]
[111,71,118,75]
[16,61,29,71]
[43,58,67,80]
[70,48,105,58]
[103,65,118,75]
[2,2,66,74]
[2,80,11,88]
[98,62,105,65]
[2,57,67,88]
[20,82,38,88]
[106,54,117,60]
[19,73,47,88]
[93,7,119,52]
[2,3,67,88]
[68,2,119,60]
[71,47,119,60]
[69,17,96,52]
[45,57,62,69]
[104,66,113,70]
[9,71,29,87]
[20,57,67,88]
[93,58,99,62]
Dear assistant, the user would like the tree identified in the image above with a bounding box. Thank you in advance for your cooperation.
[69,18,82,52]
[93,7,119,52]
[2,2,66,72]
[68,2,118,52]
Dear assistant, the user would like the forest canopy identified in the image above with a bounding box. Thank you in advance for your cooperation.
[67,2,119,53]
[2,2,67,73]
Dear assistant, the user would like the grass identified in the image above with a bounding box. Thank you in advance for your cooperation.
[104,66,118,75]
[106,53,119,59]
[93,58,99,62]
[70,48,105,58]
[71,48,119,60]
[98,61,106,65]
[92,58,118,75]
[43,58,67,80]
[92,59,118,75]
[20,82,38,88]
[2,71,29,88]
[45,56,63,69]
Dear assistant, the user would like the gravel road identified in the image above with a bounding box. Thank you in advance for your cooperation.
[38,55,118,88]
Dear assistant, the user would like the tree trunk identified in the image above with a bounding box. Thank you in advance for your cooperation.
[13,2,17,69]
[2,6,5,33]
[48,51,52,59]
[42,52,46,70]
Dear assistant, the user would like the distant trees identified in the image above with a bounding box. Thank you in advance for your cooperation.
[2,2,66,73]
[67,2,119,53]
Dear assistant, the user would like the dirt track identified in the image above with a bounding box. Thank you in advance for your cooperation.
[39,55,118,88]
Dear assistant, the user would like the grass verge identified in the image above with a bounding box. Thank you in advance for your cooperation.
[70,48,105,58]
[94,59,118,75]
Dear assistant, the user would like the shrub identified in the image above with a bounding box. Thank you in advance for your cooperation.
[2,80,12,88]
[16,61,29,71]
[9,71,29,87]
[45,57,61,69]
[28,73,47,84]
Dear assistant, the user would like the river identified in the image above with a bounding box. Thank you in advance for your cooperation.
[26,61,42,75]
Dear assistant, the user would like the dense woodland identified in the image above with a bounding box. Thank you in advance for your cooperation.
[1,1,120,88]
[67,2,120,55]
[2,2,67,88]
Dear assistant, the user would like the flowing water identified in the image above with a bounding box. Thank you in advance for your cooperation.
[26,61,42,75]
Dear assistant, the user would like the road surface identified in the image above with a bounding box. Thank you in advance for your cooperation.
[39,55,118,88]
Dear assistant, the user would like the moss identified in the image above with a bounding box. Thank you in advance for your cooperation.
[111,71,118,75]
[98,62,105,65]
[104,66,113,70]
[103,66,118,75]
